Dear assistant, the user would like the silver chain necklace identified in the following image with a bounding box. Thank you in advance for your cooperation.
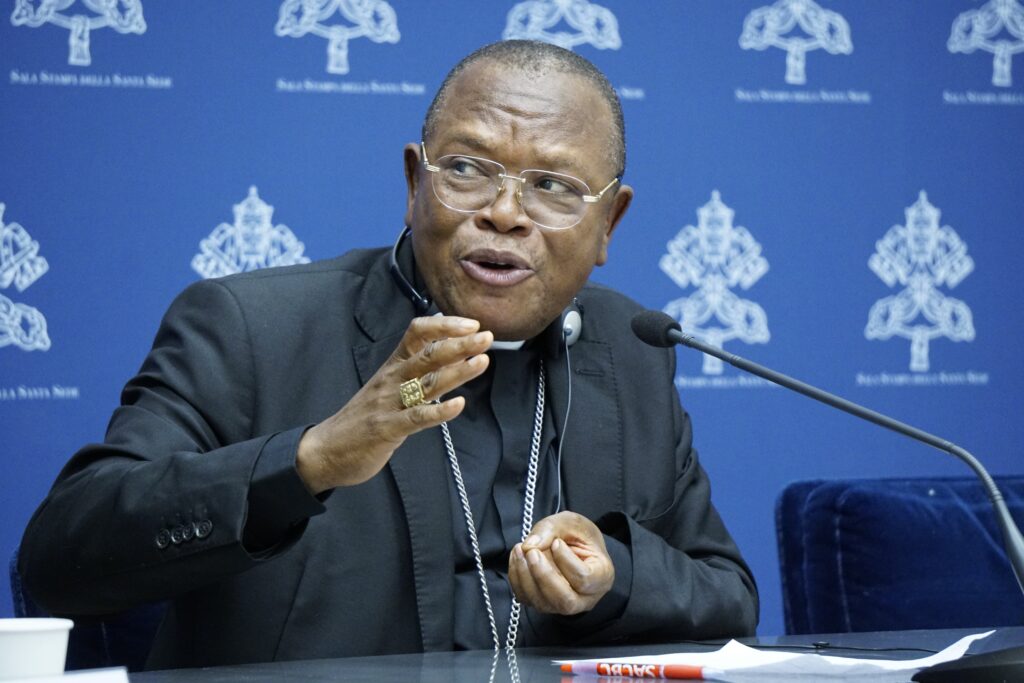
[439,358,546,653]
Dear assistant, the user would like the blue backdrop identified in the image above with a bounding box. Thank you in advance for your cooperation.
[2,0,1023,638]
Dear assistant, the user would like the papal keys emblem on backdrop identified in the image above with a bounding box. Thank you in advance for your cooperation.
[10,0,146,67]
[659,191,770,375]
[0,203,50,352]
[192,187,311,280]
[948,0,1024,88]
[865,192,975,373]
[739,0,852,85]
[275,0,400,75]
[503,0,620,51]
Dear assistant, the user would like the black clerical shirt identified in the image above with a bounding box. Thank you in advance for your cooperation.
[447,341,631,650]
[447,343,559,649]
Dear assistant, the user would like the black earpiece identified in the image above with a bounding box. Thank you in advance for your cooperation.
[390,227,431,315]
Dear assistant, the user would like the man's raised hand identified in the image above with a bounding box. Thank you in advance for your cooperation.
[296,316,492,494]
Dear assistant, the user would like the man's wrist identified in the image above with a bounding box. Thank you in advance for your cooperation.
[296,424,331,495]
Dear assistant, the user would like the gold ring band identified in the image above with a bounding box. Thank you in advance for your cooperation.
[399,377,426,408]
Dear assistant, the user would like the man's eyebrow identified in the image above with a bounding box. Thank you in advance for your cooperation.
[444,135,583,172]
[435,132,599,179]
[439,134,492,154]
[528,151,580,173]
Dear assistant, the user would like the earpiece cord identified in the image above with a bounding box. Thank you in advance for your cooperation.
[555,330,572,513]
[389,226,431,314]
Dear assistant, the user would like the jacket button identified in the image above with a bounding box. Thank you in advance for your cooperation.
[155,529,171,549]
[170,526,185,545]
[194,520,213,539]
[181,522,196,541]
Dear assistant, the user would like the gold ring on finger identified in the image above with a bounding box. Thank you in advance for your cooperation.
[399,377,426,408]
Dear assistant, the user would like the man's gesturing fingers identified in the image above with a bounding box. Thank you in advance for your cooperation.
[389,317,493,404]
[509,512,615,615]
[296,316,491,494]
[390,316,483,365]
[549,538,597,590]
[397,337,491,408]
[510,545,578,614]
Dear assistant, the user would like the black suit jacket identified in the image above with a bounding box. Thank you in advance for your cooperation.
[20,247,757,668]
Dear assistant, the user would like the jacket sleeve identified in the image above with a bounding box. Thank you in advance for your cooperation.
[597,429,760,641]
[18,278,324,615]
[526,339,759,643]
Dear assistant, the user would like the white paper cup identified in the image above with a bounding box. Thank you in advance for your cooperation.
[0,618,73,680]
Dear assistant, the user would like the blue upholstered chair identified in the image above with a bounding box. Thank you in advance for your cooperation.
[9,549,165,671]
[776,476,1024,635]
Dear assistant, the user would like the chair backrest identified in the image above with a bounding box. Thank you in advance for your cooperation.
[9,548,165,671]
[776,476,1024,635]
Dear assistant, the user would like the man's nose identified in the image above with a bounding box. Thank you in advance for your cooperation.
[475,176,533,234]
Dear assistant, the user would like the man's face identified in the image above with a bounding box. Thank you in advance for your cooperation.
[404,61,632,341]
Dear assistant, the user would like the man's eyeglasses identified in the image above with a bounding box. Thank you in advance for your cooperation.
[420,142,619,231]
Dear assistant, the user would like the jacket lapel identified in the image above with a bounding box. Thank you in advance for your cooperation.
[546,337,624,520]
[351,253,455,652]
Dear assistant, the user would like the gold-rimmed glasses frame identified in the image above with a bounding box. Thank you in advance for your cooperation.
[420,142,619,231]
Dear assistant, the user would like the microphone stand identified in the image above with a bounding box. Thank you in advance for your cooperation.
[657,322,1024,682]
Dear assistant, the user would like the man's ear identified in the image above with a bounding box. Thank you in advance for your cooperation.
[403,143,421,227]
[596,183,633,266]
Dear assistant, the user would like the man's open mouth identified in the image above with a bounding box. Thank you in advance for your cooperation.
[460,249,534,286]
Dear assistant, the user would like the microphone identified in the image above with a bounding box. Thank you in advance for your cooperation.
[632,309,1024,683]
[631,309,681,348]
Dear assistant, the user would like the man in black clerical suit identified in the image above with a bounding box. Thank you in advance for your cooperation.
[20,40,758,667]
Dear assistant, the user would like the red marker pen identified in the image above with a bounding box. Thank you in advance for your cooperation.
[559,661,723,680]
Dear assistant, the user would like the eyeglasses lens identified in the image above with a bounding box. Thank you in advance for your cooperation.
[431,155,587,230]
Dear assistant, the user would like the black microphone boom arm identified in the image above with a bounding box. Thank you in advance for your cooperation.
[635,310,1024,598]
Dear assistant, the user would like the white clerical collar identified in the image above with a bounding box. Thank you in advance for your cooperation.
[432,312,525,350]
[489,339,525,351]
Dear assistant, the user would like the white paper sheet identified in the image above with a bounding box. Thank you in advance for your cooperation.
[3,667,129,683]
[556,630,993,681]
